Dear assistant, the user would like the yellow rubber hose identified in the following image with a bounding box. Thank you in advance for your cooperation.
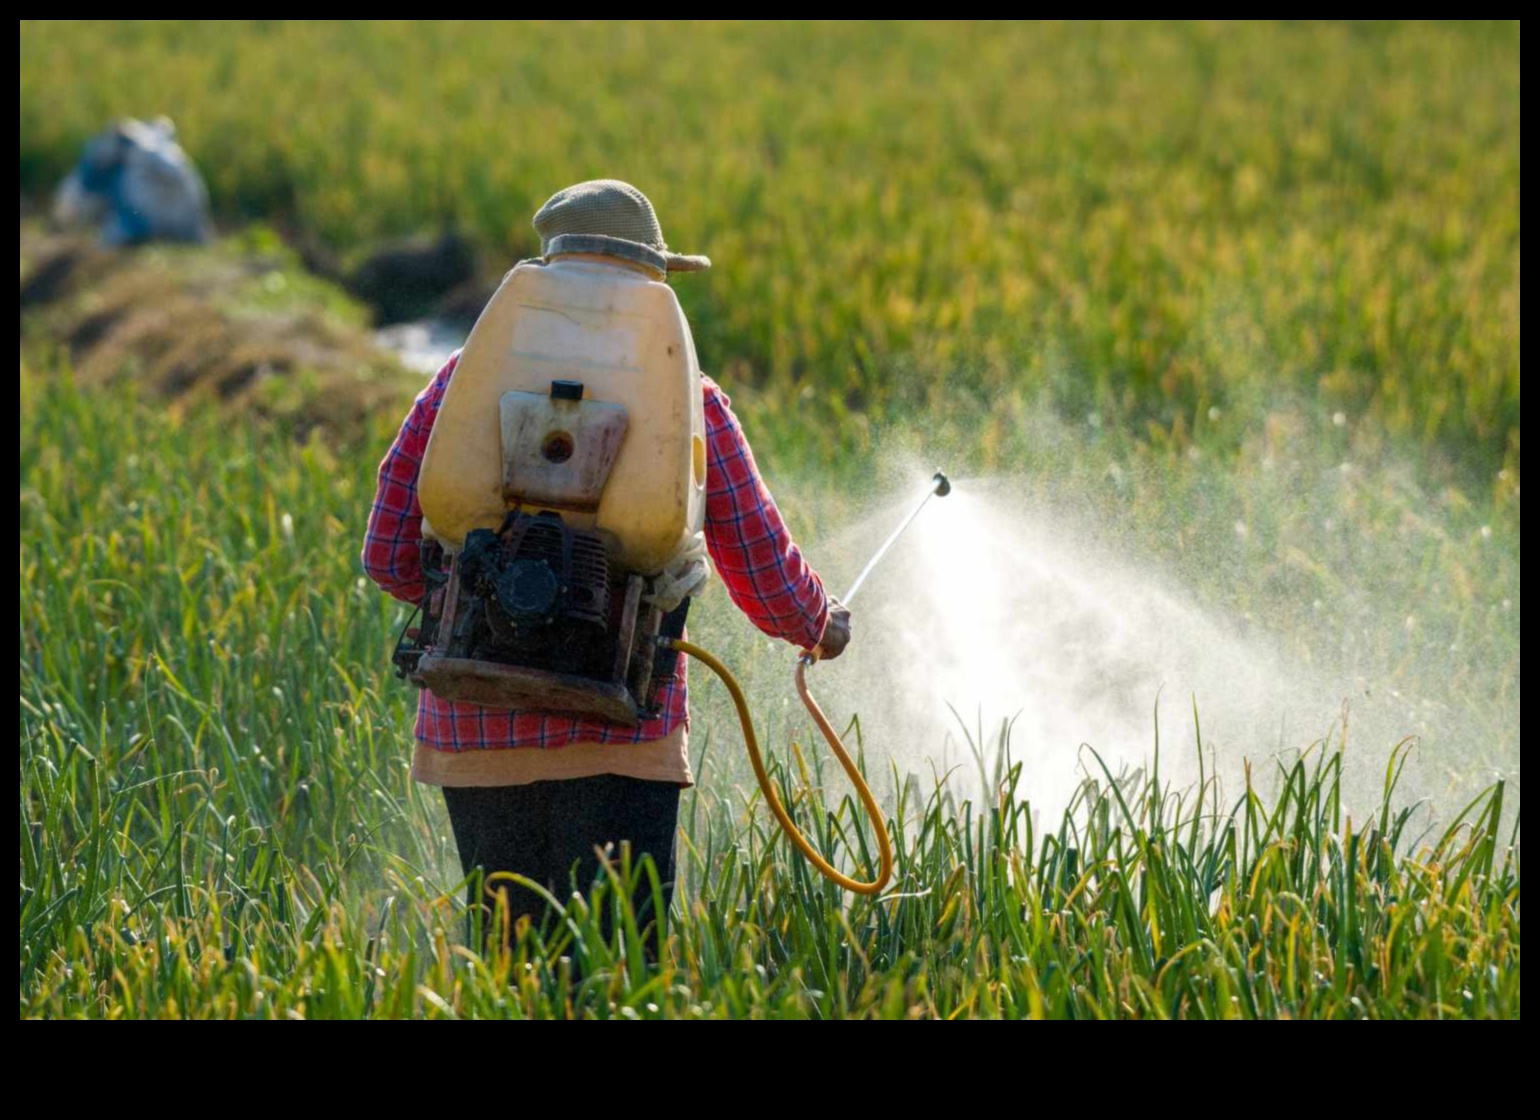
[665,638,893,895]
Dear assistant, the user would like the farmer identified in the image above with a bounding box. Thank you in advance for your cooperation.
[362,180,851,944]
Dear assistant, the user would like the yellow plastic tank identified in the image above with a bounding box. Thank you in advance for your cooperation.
[418,255,707,575]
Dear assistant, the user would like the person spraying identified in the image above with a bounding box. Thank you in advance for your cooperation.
[362,180,851,944]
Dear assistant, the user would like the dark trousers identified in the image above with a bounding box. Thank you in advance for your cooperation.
[442,775,680,950]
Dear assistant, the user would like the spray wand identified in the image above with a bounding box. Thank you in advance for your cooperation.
[666,471,951,895]
[828,470,952,613]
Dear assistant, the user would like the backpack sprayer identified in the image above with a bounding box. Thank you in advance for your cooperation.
[393,251,947,896]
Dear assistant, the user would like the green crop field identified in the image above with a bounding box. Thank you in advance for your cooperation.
[19,20,1520,1018]
[17,373,1521,1017]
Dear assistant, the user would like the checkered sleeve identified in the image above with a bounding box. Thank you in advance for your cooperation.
[360,351,459,605]
[701,375,830,651]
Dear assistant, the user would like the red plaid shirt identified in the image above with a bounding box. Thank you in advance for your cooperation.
[362,351,829,752]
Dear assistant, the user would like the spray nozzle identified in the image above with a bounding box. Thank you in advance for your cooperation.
[932,471,951,498]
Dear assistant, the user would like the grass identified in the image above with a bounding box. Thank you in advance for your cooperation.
[19,372,1519,1018]
[19,20,1521,481]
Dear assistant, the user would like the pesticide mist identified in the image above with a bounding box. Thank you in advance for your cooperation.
[773,445,1520,823]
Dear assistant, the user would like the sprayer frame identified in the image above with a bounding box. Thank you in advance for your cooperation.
[414,549,665,726]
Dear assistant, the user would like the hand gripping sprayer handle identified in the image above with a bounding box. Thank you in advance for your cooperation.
[664,471,949,896]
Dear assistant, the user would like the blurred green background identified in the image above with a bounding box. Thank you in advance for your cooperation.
[19,20,1521,478]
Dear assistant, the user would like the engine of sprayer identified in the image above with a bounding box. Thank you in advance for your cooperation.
[454,513,614,677]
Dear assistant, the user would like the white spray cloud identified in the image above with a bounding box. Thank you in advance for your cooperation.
[789,472,1506,822]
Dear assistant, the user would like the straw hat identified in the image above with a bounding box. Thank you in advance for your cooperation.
[533,179,710,274]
